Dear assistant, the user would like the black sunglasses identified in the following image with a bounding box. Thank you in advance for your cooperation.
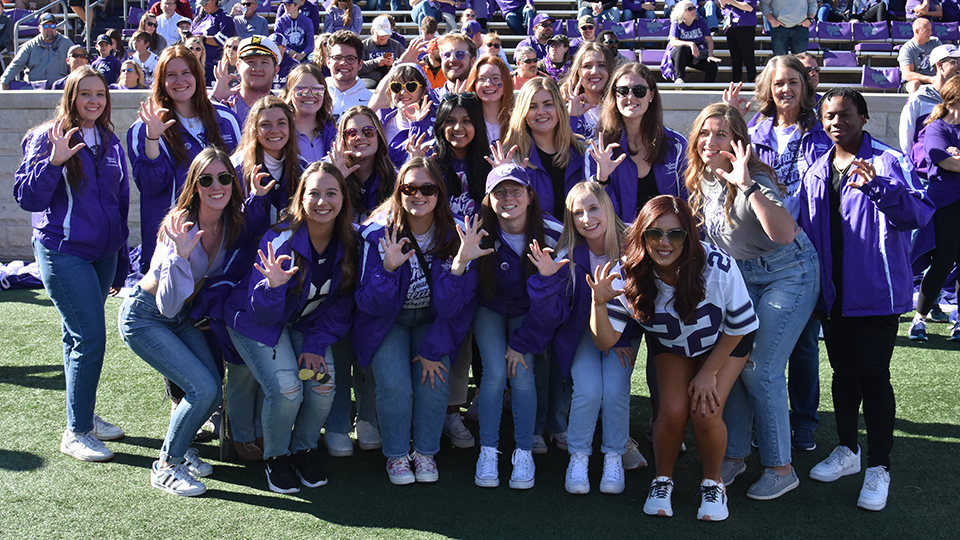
[399,183,439,197]
[519,58,538,65]
[198,172,234,188]
[389,80,422,94]
[643,228,687,245]
[614,85,649,98]
[441,91,477,102]
[603,39,619,45]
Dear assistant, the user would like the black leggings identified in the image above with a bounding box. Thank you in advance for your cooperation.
[917,197,960,316]
[670,45,718,82]
[726,25,756,83]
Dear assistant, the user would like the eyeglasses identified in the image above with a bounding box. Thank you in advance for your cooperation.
[579,24,595,31]
[122,67,136,72]
[399,183,439,197]
[603,39,619,45]
[941,58,959,67]
[198,172,234,188]
[294,85,325,96]
[477,76,502,85]
[614,84,649,98]
[441,91,477,102]
[441,50,470,61]
[486,42,501,49]
[389,80,422,94]
[331,54,358,64]
[70,53,88,59]
[41,23,57,29]
[685,6,697,11]
[519,58,538,65]
[492,185,526,199]
[190,46,204,52]
[643,228,687,245]
[344,125,377,139]
[807,66,822,73]
[145,21,157,27]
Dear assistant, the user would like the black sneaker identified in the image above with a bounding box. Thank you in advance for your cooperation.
[290,448,328,488]
[265,455,301,494]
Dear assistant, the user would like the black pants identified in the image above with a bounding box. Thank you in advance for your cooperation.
[726,25,756,83]
[670,45,718,82]
[917,197,960,315]
[822,309,898,470]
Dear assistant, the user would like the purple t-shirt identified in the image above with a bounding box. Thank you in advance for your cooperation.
[669,18,710,46]
[923,118,960,208]
[723,0,758,28]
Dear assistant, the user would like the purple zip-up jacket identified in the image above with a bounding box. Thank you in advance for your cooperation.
[231,155,308,217]
[275,12,316,55]
[353,217,479,368]
[525,140,586,218]
[378,106,437,169]
[224,223,356,356]
[798,132,935,317]
[15,123,130,288]
[127,102,242,272]
[584,127,688,224]
[479,214,563,355]
[297,119,338,163]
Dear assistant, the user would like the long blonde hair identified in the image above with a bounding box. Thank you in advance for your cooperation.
[556,182,628,265]
[502,77,584,169]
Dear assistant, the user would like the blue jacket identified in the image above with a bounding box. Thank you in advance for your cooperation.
[479,214,563,355]
[127,102,242,271]
[798,132,935,317]
[14,123,130,288]
[584,127,688,224]
[224,223,356,357]
[526,140,586,218]
[353,218,479,368]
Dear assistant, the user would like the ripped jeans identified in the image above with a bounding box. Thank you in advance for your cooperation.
[227,326,336,460]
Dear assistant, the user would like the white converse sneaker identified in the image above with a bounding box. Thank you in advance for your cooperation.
[442,413,475,448]
[475,446,500,488]
[91,415,125,441]
[531,434,548,455]
[599,453,625,494]
[183,447,213,478]
[643,476,674,517]
[60,429,113,462]
[565,452,590,495]
[810,445,861,482]
[151,461,206,497]
[857,466,890,511]
[356,419,381,451]
[509,448,535,489]
[698,479,729,521]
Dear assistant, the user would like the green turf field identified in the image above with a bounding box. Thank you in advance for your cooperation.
[1,288,958,539]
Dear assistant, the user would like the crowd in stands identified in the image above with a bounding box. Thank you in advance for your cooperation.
[8,0,960,527]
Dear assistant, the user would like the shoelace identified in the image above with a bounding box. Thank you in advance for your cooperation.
[603,458,623,482]
[651,479,672,498]
[570,456,588,482]
[479,448,499,472]
[863,468,887,491]
[414,453,437,474]
[701,484,723,504]
[78,432,106,449]
[512,450,531,472]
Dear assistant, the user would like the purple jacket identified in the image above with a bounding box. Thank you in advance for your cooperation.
[496,0,533,13]
[378,106,436,169]
[798,132,935,316]
[92,54,122,85]
[127,102,242,272]
[722,0,758,28]
[323,6,363,34]
[584,127,688,224]
[525,140,586,218]
[191,9,236,77]
[14,123,130,288]
[353,218,479,368]
[277,0,321,33]
[479,214,564,355]
[517,36,549,60]
[225,223,356,357]
[275,12,316,55]
[231,155,308,217]
[297,119,338,163]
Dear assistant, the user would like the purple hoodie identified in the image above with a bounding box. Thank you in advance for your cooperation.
[275,11,316,55]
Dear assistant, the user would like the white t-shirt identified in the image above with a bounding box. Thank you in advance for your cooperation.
[770,123,806,219]
[501,231,526,258]
[133,52,159,87]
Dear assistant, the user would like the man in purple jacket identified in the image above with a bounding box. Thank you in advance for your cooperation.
[517,13,555,60]
[798,87,934,514]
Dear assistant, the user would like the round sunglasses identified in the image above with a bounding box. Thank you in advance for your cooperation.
[198,172,234,188]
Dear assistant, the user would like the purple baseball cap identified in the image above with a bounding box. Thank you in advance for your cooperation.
[485,164,531,195]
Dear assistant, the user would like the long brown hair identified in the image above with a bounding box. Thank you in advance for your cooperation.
[279,63,333,137]
[337,105,397,217]
[503,77,584,169]
[161,147,246,251]
[927,75,960,124]
[465,56,515,142]
[596,63,668,167]
[562,42,613,100]
[754,55,818,133]
[138,11,162,52]
[47,66,114,190]
[279,161,359,295]
[235,96,301,202]
[150,45,226,166]
[622,195,705,322]
[684,103,780,227]
[476,181,546,299]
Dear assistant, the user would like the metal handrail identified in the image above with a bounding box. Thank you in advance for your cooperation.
[82,0,107,50]
[11,0,69,55]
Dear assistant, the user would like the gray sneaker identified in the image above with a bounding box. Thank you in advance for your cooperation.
[746,467,800,500]
[720,458,746,486]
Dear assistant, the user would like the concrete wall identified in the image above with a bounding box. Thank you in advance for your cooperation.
[0,89,909,260]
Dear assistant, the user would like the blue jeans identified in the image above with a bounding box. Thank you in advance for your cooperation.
[225,361,264,443]
[770,24,810,56]
[788,318,821,432]
[504,5,536,36]
[474,307,537,451]
[370,308,450,459]
[371,0,405,10]
[622,8,657,21]
[412,0,439,24]
[700,0,718,30]
[325,330,378,434]
[567,329,634,455]
[578,5,622,22]
[534,347,571,436]
[119,286,222,464]
[34,239,117,435]
[228,326,335,459]
[723,234,820,467]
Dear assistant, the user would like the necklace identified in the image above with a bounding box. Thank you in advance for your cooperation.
[655,266,679,285]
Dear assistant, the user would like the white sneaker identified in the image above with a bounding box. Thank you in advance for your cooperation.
[356,419,381,451]
[565,452,590,495]
[91,415,125,441]
[810,445,861,482]
[531,434,548,455]
[323,431,355,457]
[509,448,535,489]
[412,452,439,483]
[60,429,113,462]
[623,437,647,470]
[151,461,206,497]
[857,466,890,511]
[698,479,729,521]
[675,78,685,84]
[643,476,674,517]
[443,413,475,448]
[600,453,625,494]
[475,446,500,487]
[183,447,213,478]
[548,431,568,451]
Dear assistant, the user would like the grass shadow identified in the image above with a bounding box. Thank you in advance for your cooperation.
[0,364,65,391]
[0,289,52,307]
[0,449,45,471]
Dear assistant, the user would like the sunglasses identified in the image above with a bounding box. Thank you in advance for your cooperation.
[492,185,526,199]
[145,21,157,27]
[580,24,596,31]
[122,67,136,72]
[41,23,57,29]
[71,53,88,59]
[603,39,619,45]
[614,85,649,98]
[685,5,697,11]
[399,183,439,197]
[198,172,234,188]
[344,125,377,139]
[807,66,822,73]
[519,58,538,65]
[441,91,477,102]
[389,80,422,94]
[190,46,204,52]
[240,1,254,4]
[331,54,358,64]
[294,85,325,96]
[643,228,687,245]
[486,42,501,49]
[441,50,470,61]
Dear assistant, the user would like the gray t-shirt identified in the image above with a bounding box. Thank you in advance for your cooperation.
[700,170,787,260]
[898,37,942,76]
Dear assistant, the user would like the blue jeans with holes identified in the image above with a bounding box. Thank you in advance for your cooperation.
[228,326,335,460]
[723,234,820,467]
[474,307,537,451]
[119,286,222,464]
[34,239,118,435]
[567,329,634,455]
[369,308,450,459]
[770,24,810,56]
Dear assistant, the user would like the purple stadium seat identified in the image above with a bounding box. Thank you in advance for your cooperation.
[932,21,960,41]
[634,18,671,38]
[567,20,581,38]
[823,50,858,66]
[853,21,893,51]
[640,49,664,65]
[890,20,913,40]
[602,19,636,40]
[861,65,901,90]
[817,22,852,43]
